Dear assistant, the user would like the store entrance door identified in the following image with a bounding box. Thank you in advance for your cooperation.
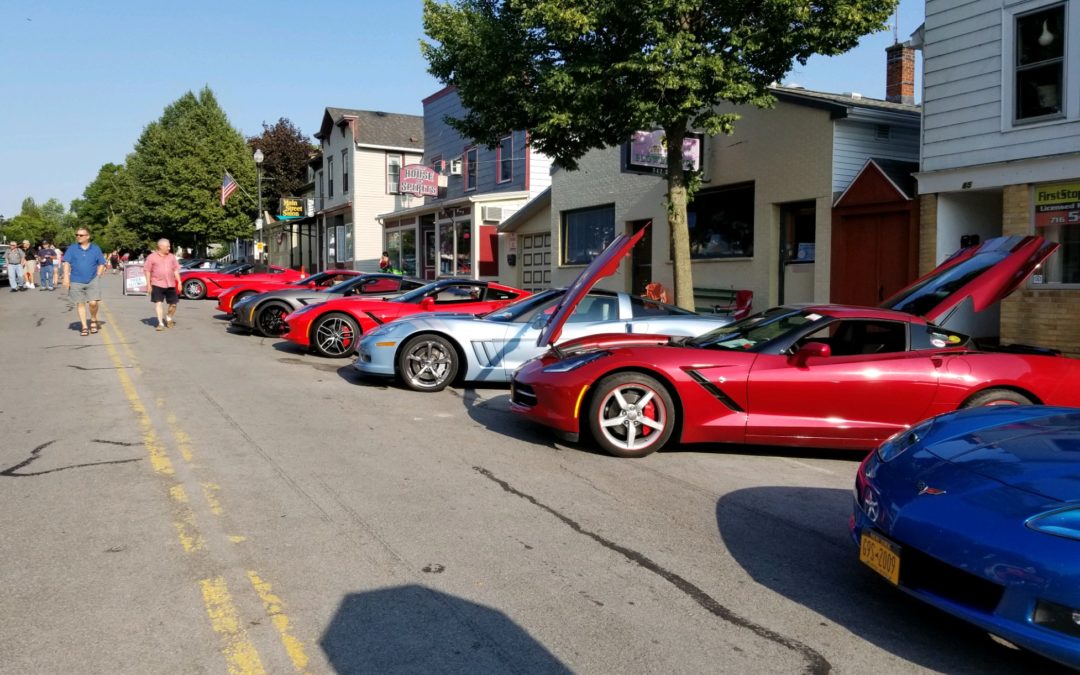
[421,223,436,280]
[629,219,653,296]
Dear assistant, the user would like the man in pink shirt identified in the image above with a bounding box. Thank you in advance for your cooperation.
[144,238,182,331]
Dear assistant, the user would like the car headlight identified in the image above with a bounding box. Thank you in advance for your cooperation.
[367,321,411,339]
[542,350,610,373]
[876,417,935,463]
[1026,506,1080,541]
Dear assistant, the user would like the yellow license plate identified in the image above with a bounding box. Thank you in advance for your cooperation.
[860,530,901,585]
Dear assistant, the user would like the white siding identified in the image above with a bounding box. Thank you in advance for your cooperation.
[921,0,1080,173]
[831,119,920,194]
[352,149,422,270]
[527,149,553,197]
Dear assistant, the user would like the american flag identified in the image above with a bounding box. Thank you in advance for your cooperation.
[220,173,238,206]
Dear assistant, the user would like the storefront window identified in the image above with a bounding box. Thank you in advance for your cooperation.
[439,219,472,276]
[1034,181,1080,285]
[562,205,615,265]
[688,184,754,259]
[400,228,416,275]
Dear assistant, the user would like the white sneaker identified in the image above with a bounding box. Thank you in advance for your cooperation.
[27,283,35,289]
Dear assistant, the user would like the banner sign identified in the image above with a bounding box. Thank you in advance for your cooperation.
[1035,181,1080,228]
[279,197,306,220]
[623,130,702,175]
[399,164,439,197]
[123,263,148,296]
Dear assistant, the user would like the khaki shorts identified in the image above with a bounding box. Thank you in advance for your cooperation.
[24,260,36,276]
[69,277,102,304]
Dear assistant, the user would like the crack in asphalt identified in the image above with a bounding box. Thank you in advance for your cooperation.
[1,440,142,477]
[66,364,132,371]
[473,465,831,675]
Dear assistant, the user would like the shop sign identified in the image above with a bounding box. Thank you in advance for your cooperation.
[123,262,147,296]
[623,129,702,175]
[279,197,306,220]
[399,164,439,197]
[1035,181,1080,228]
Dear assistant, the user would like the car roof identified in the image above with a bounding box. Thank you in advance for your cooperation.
[791,304,929,324]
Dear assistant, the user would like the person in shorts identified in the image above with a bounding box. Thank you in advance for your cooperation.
[22,240,37,289]
[143,238,181,331]
[62,228,108,336]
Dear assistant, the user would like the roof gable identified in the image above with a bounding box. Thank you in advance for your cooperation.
[834,158,918,207]
[314,108,423,149]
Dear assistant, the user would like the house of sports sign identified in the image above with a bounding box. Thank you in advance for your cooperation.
[399,164,439,197]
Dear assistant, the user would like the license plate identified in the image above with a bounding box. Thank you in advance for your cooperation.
[860,530,901,585]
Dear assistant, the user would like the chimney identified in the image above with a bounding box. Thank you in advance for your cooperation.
[885,43,915,105]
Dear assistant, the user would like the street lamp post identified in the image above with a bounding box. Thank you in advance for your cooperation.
[254,148,264,264]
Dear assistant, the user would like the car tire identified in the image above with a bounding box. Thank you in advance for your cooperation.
[587,372,676,458]
[962,388,1035,408]
[183,278,207,300]
[310,312,360,358]
[397,334,458,392]
[255,302,291,337]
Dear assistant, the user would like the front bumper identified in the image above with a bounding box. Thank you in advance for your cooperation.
[509,364,587,437]
[230,303,257,330]
[354,340,396,377]
[852,453,1080,669]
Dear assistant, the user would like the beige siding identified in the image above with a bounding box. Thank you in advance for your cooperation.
[351,149,422,270]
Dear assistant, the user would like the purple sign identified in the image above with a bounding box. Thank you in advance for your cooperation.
[399,164,439,197]
[626,130,701,174]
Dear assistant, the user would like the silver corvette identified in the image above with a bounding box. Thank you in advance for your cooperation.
[231,273,425,337]
[354,289,734,391]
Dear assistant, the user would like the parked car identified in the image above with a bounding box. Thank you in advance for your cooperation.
[355,284,735,392]
[853,405,1080,670]
[510,234,1080,457]
[0,250,7,285]
[231,273,426,337]
[282,279,528,358]
[215,269,364,315]
[179,258,225,270]
[180,264,302,300]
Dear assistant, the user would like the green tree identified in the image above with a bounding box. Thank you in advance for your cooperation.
[2,197,74,245]
[249,118,315,207]
[127,87,257,253]
[422,0,897,309]
[75,162,140,252]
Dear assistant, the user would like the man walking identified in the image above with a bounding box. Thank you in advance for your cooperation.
[6,241,25,291]
[62,228,107,336]
[143,238,181,331]
[37,240,57,291]
[22,240,37,289]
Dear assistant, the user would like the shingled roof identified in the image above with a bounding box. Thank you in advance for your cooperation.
[771,86,921,116]
[314,108,424,149]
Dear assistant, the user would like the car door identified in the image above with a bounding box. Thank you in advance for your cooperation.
[745,318,940,448]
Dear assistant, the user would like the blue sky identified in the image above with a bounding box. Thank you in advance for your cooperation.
[0,0,924,220]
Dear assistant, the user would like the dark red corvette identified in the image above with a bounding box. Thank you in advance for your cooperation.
[181,264,303,300]
[512,235,1080,457]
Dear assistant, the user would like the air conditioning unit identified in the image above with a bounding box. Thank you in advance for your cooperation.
[449,159,463,175]
[481,206,504,222]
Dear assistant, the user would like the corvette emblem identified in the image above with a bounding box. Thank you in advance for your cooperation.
[916,481,946,496]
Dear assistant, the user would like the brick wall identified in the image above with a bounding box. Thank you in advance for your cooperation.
[999,184,1080,357]
[885,44,916,105]
[918,194,937,275]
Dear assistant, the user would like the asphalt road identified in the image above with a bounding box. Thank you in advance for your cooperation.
[0,276,1070,674]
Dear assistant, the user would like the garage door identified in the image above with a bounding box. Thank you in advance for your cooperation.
[519,233,552,292]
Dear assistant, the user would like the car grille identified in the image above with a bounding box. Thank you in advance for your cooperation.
[898,542,1005,614]
[511,380,536,407]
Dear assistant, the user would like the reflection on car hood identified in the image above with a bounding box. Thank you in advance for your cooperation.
[922,407,1080,502]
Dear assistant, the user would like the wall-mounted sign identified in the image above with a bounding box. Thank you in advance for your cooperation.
[1035,181,1080,228]
[399,164,439,197]
[279,197,306,220]
[623,129,703,176]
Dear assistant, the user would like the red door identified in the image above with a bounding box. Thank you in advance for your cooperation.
[831,210,914,306]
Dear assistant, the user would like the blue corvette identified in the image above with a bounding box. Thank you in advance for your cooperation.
[853,406,1080,668]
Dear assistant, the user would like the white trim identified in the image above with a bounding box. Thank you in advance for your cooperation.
[356,142,425,153]
[916,153,1080,193]
[1000,0,1073,131]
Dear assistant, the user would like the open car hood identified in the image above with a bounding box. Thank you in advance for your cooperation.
[537,224,649,348]
[880,235,1058,325]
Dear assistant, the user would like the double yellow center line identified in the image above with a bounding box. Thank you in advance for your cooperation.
[98,304,310,674]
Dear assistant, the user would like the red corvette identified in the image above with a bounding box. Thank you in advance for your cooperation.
[215,270,362,314]
[283,279,529,358]
[181,264,304,300]
[511,234,1080,457]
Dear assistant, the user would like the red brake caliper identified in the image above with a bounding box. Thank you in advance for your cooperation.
[640,394,657,437]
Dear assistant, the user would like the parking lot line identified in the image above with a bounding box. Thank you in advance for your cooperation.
[200,576,267,675]
[246,571,311,674]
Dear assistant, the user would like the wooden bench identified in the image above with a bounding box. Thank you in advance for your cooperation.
[693,287,753,320]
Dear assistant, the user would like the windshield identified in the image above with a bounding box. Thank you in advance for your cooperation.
[390,280,447,304]
[480,289,565,322]
[687,307,822,350]
[325,275,368,293]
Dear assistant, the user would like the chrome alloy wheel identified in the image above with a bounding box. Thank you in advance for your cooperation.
[314,316,356,357]
[403,339,454,389]
[596,383,667,452]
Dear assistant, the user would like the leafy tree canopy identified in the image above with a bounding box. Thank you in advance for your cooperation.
[422,0,897,307]
[2,197,76,248]
[248,118,316,207]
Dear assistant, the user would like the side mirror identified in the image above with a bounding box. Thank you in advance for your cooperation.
[790,341,830,367]
[420,296,436,311]
[307,282,317,288]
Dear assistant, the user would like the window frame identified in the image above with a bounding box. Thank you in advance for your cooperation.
[496,134,513,184]
[685,182,755,260]
[327,156,334,198]
[560,204,616,267]
[387,153,403,194]
[341,149,349,193]
[463,146,478,192]
[1006,1,1069,127]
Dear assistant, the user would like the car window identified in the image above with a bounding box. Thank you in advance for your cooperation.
[912,324,970,350]
[689,307,818,351]
[361,277,401,294]
[629,296,695,317]
[433,284,484,304]
[317,274,351,287]
[797,320,909,356]
[401,279,426,291]
[487,287,520,301]
[567,295,618,323]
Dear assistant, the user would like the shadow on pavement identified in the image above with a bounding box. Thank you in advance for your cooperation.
[456,387,591,451]
[321,585,571,674]
[716,486,1071,674]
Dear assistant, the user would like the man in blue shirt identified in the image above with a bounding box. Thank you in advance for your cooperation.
[62,227,108,335]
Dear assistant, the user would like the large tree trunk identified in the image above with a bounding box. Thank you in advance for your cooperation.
[665,121,694,311]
